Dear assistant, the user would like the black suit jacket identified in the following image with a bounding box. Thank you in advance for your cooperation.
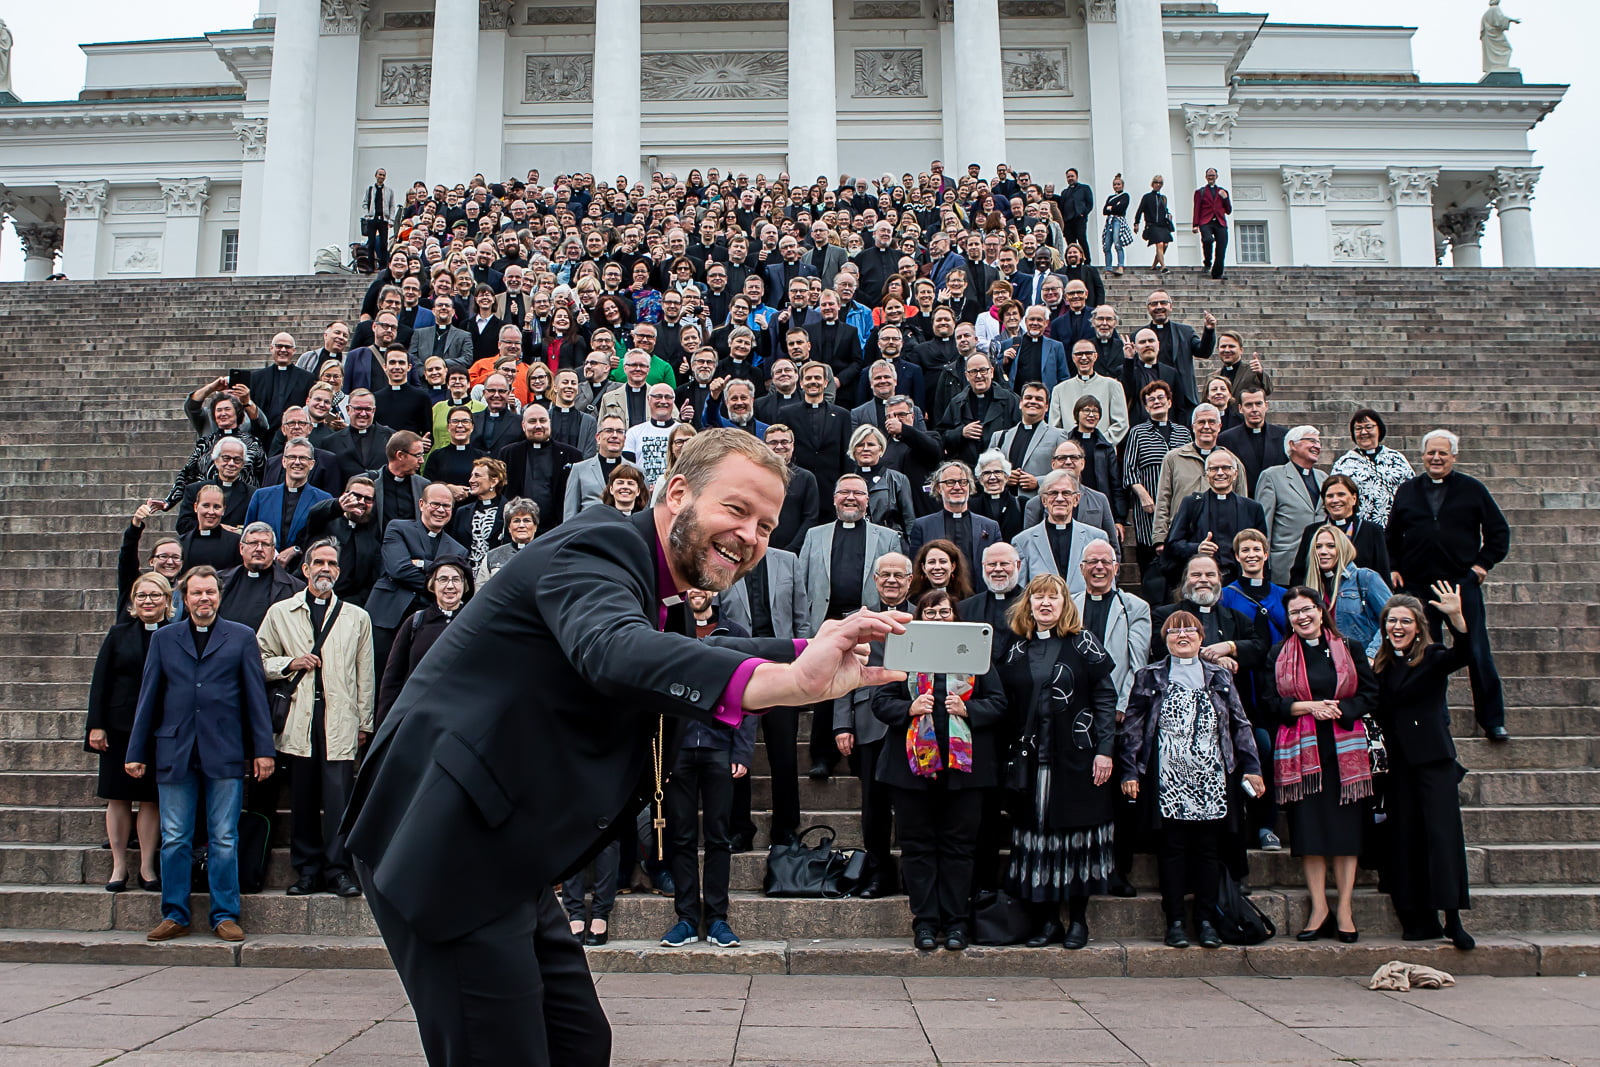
[173,477,253,535]
[470,408,522,455]
[774,465,820,554]
[343,507,799,941]
[493,438,582,529]
[1119,359,1183,426]
[247,365,315,436]
[938,386,1022,468]
[804,319,863,396]
[1217,423,1290,497]
[326,425,397,483]
[1164,492,1268,574]
[87,617,171,735]
[777,400,854,505]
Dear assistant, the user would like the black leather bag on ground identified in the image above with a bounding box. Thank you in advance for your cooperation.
[236,810,273,894]
[762,825,868,898]
[1207,868,1275,945]
[971,889,1034,946]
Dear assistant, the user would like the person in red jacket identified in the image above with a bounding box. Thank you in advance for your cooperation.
[1192,169,1232,281]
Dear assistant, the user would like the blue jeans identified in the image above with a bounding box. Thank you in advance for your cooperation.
[158,771,244,928]
[1102,225,1126,269]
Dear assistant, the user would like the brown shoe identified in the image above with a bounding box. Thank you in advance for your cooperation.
[147,919,190,942]
[213,920,245,942]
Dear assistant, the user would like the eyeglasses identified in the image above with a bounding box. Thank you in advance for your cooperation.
[132,592,169,601]
[922,609,955,620]
[874,570,910,579]
[242,539,275,549]
[1166,627,1200,637]
[1287,606,1321,618]
[836,490,867,499]
[405,450,426,459]
[1052,454,1084,464]
[936,478,968,488]
[151,553,183,563]
[1042,490,1078,500]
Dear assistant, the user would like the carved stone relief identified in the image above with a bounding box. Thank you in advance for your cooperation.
[640,51,788,100]
[58,180,109,220]
[15,223,63,260]
[853,49,925,98]
[1182,104,1239,147]
[232,117,268,161]
[321,0,369,35]
[160,178,211,218]
[112,235,162,273]
[525,54,595,102]
[1232,186,1264,201]
[1327,186,1381,201]
[1387,167,1439,206]
[1002,49,1068,94]
[1330,224,1386,262]
[1280,167,1332,206]
[1081,0,1116,22]
[480,0,516,28]
[379,59,433,105]
[112,198,165,214]
[854,1,923,17]
[383,12,434,28]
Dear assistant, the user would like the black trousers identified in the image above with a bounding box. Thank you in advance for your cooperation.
[1158,817,1224,922]
[1199,222,1228,278]
[1136,543,1168,605]
[853,738,897,873]
[731,705,799,843]
[371,625,399,686]
[973,788,1009,892]
[666,747,734,927]
[891,785,984,931]
[1386,758,1470,913]
[1063,217,1091,261]
[808,702,839,772]
[560,840,620,924]
[1424,577,1504,731]
[363,876,609,1067]
[286,697,355,878]
[365,217,389,263]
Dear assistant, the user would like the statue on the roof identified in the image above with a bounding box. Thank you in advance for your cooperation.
[0,19,13,95]
[1481,0,1521,75]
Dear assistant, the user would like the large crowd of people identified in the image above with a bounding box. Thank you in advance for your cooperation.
[97,160,1510,955]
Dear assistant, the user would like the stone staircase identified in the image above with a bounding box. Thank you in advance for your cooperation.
[0,268,1596,977]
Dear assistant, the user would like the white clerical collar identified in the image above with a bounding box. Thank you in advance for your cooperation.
[1089,593,1104,601]
[144,622,160,631]
[1304,636,1322,647]
[220,479,235,487]
[1249,427,1263,434]
[1175,655,1198,665]
[312,597,328,606]
[556,405,573,413]
[488,411,501,418]
[198,529,214,537]
[453,444,466,451]
[807,401,823,409]
[1051,522,1071,530]
[193,625,210,632]
[1214,493,1229,501]
[245,570,262,579]
[839,521,857,529]
[530,441,544,449]
[1197,604,1212,613]
[427,530,439,538]
[355,429,369,435]
[391,385,405,391]
[1077,373,1094,381]
[441,609,454,617]
[392,475,406,482]
[1429,477,1445,484]
[287,486,299,493]
[948,510,967,518]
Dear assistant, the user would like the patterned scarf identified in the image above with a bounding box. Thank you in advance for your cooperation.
[1272,632,1372,804]
[906,673,974,778]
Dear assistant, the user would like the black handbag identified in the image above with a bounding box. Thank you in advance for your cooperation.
[267,600,344,734]
[762,825,868,898]
[971,889,1034,946]
[1003,735,1037,794]
[1206,868,1275,945]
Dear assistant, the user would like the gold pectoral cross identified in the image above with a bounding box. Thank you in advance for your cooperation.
[651,714,667,860]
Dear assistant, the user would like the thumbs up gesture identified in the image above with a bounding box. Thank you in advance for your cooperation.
[1197,531,1218,557]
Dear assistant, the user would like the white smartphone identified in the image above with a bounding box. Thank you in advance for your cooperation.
[882,621,994,676]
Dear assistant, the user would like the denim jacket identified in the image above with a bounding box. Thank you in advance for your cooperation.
[1330,564,1391,660]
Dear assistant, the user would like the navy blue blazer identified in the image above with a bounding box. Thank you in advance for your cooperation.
[243,483,333,547]
[907,510,1004,573]
[127,620,275,783]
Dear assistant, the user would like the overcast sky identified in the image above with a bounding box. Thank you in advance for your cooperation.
[0,0,1590,278]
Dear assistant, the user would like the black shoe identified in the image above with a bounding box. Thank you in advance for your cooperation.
[1026,920,1064,949]
[1485,726,1510,743]
[856,875,887,899]
[138,876,161,892]
[286,873,321,896]
[582,927,609,947]
[1164,921,1189,948]
[913,926,939,951]
[105,878,128,893]
[1337,926,1360,944]
[768,830,799,849]
[1296,916,1335,941]
[944,927,969,952]
[1108,872,1137,898]
[1062,921,1089,950]
[730,833,755,854]
[330,872,363,898]
[807,761,834,781]
[1444,915,1476,951]
[1197,920,1223,949]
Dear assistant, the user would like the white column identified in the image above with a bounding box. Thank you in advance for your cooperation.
[476,5,513,183]
[15,221,63,280]
[427,0,480,187]
[787,0,839,184]
[592,0,642,183]
[1386,167,1439,267]
[938,21,959,168]
[1492,166,1540,267]
[1182,105,1237,192]
[1438,206,1489,269]
[952,0,1006,169]
[258,0,319,274]
[1279,166,1332,266]
[1083,1,1123,199]
[55,181,106,278]
[1116,0,1173,228]
[311,5,365,255]
[160,178,211,277]
[233,119,269,275]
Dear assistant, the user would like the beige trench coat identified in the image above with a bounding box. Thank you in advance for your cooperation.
[257,593,375,760]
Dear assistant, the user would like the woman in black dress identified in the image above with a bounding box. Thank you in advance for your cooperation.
[85,572,171,892]
[1265,587,1379,943]
[1373,583,1476,950]
[973,451,1026,542]
[376,557,474,725]
[996,574,1119,949]
[872,590,1006,951]
[1132,175,1175,273]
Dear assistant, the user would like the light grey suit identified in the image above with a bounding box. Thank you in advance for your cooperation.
[797,521,902,637]
[1256,463,1327,585]
[562,456,615,521]
[1024,485,1121,559]
[1072,589,1151,712]
[407,324,473,371]
[1012,520,1109,595]
[805,244,848,284]
[718,548,811,640]
[989,421,1068,494]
